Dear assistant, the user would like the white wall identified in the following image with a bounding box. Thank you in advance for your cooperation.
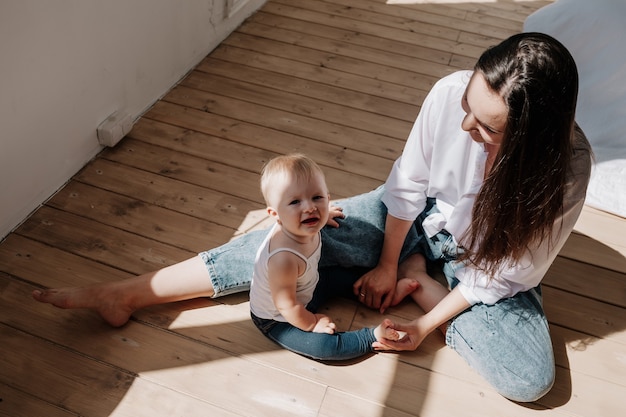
[0,0,265,240]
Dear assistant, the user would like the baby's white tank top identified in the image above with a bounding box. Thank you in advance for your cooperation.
[249,224,322,321]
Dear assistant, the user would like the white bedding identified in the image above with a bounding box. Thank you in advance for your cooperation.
[524,0,626,218]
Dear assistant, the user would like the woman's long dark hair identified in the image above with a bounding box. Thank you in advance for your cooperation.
[460,32,579,278]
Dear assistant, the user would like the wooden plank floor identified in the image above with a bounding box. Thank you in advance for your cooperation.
[2,1,625,416]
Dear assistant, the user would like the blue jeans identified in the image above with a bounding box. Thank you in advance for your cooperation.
[251,266,379,361]
[199,186,555,401]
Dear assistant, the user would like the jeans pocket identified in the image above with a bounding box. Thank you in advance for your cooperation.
[250,313,277,335]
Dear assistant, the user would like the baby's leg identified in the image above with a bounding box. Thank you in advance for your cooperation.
[32,256,214,327]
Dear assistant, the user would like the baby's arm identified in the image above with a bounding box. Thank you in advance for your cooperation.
[310,314,336,334]
[268,252,336,334]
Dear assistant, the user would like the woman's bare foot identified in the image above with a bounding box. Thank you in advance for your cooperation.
[32,284,134,327]
[388,277,420,307]
[396,253,451,335]
[386,252,433,307]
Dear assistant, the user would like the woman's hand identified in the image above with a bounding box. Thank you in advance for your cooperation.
[312,314,336,334]
[353,263,398,313]
[372,318,428,352]
[325,205,345,228]
[374,287,468,351]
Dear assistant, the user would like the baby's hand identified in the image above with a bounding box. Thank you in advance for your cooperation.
[325,205,345,228]
[312,314,336,334]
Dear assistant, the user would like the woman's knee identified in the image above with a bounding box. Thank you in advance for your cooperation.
[446,310,555,402]
[495,363,555,402]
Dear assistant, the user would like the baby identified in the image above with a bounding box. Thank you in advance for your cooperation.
[249,153,415,360]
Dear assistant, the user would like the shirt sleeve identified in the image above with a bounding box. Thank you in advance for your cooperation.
[381,79,442,220]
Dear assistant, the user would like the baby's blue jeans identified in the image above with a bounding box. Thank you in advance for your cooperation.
[251,265,379,361]
[200,186,555,402]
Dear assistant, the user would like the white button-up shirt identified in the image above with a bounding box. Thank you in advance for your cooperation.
[382,70,591,305]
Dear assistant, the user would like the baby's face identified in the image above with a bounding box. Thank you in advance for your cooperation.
[267,171,330,239]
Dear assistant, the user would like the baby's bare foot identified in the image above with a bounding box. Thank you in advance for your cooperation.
[32,285,133,327]
[374,318,400,342]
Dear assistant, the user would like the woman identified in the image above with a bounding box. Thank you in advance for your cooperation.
[33,33,591,402]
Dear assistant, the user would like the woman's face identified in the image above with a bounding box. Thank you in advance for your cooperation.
[461,72,508,146]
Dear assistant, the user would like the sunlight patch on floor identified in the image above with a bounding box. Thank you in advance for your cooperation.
[166,298,251,329]
[138,356,328,417]
[232,208,273,239]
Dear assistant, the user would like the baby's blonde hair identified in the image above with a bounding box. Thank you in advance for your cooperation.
[260,154,326,205]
